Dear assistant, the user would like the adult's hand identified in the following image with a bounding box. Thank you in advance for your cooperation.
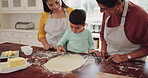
[107,54,129,63]
[43,44,53,50]
[95,50,108,59]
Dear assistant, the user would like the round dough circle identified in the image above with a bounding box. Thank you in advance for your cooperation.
[44,54,86,72]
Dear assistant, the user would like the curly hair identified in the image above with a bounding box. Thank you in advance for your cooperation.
[69,9,86,25]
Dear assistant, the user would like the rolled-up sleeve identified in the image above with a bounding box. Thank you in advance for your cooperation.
[37,12,48,41]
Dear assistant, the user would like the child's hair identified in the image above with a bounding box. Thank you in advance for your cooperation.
[69,9,86,25]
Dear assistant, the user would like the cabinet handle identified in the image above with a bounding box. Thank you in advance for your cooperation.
[11,34,14,35]
[25,35,28,36]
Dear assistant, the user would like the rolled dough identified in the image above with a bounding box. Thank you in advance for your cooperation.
[44,54,86,72]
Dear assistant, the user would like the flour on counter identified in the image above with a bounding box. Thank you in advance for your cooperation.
[26,50,98,75]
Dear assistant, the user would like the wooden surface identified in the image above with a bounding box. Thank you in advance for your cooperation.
[0,42,148,78]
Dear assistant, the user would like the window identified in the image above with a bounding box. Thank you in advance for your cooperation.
[64,0,148,23]
[63,0,102,23]
[130,0,148,10]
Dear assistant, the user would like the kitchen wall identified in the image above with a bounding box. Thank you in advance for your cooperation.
[0,13,41,29]
[0,14,1,28]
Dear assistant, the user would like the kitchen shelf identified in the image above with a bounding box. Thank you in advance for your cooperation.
[0,28,37,33]
[92,33,100,38]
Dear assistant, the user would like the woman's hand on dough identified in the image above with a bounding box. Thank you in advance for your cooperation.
[43,44,53,50]
[107,54,129,63]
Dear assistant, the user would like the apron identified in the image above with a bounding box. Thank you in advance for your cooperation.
[104,0,146,60]
[44,8,70,49]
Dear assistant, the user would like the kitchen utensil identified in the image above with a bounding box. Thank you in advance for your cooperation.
[15,22,34,30]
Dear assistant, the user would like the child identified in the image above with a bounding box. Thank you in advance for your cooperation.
[57,9,95,54]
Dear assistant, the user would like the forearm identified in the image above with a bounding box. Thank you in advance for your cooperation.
[40,37,49,46]
[101,40,107,51]
[57,30,69,47]
[124,49,147,60]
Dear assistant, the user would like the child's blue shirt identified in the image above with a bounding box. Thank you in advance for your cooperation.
[57,28,95,53]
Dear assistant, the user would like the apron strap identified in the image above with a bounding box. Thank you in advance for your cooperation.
[63,8,69,17]
[120,0,129,27]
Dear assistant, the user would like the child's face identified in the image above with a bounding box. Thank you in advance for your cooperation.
[70,23,85,33]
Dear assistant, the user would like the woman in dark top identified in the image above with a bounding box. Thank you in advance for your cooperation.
[95,0,148,63]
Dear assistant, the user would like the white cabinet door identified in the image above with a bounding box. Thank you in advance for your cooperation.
[11,0,23,10]
[0,31,20,43]
[0,0,11,10]
[0,0,23,11]
[20,33,37,39]
[0,30,42,46]
[0,0,43,12]
[25,0,42,11]
[7,32,20,38]
[0,31,7,43]
[6,31,20,43]
[20,32,42,47]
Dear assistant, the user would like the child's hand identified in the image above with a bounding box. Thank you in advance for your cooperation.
[88,49,96,53]
[57,45,66,54]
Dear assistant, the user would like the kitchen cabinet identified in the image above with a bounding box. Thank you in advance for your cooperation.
[0,13,41,46]
[0,29,42,47]
[0,0,43,45]
[0,0,9,10]
[25,0,42,11]
[0,0,43,13]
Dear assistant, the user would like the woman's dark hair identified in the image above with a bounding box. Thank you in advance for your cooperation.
[96,0,124,8]
[69,9,86,25]
[42,0,69,13]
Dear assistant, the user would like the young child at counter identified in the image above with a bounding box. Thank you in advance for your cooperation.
[57,9,95,54]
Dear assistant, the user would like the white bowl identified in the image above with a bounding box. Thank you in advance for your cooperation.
[21,46,33,55]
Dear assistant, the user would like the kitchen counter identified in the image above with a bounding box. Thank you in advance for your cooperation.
[0,42,147,78]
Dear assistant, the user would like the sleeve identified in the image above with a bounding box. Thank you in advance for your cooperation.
[88,31,95,49]
[66,7,74,15]
[141,21,148,55]
[57,29,70,47]
[37,12,48,41]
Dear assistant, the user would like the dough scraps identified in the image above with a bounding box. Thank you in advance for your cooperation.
[44,54,86,72]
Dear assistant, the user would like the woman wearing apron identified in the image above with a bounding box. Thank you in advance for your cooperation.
[96,0,148,63]
[38,0,73,50]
